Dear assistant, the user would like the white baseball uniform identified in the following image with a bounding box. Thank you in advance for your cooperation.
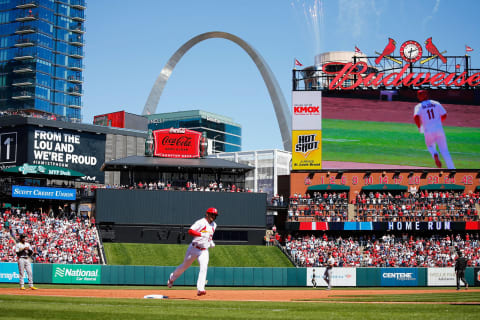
[414,100,455,169]
[169,217,216,292]
[15,241,34,288]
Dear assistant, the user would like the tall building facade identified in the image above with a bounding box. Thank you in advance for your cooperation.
[146,110,241,153]
[0,0,85,122]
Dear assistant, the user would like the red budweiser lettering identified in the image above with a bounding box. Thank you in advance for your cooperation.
[294,106,320,114]
[323,62,480,90]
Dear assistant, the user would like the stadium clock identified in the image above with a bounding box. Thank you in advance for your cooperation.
[400,40,422,63]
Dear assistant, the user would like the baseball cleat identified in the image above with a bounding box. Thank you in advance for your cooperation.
[30,286,38,290]
[197,290,206,296]
[20,287,26,290]
[434,154,442,168]
[167,279,173,288]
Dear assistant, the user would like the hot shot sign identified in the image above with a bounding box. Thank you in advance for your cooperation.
[292,130,322,170]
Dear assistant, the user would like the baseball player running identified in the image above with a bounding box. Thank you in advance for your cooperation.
[167,207,218,296]
[15,234,37,290]
[413,90,455,169]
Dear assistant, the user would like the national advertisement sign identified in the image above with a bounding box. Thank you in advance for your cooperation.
[380,268,418,286]
[52,265,101,284]
[0,263,29,283]
[475,268,480,287]
[427,268,456,286]
[153,128,201,158]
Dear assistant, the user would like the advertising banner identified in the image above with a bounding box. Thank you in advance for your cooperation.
[380,268,418,286]
[292,91,322,130]
[292,130,322,170]
[306,267,356,287]
[427,268,456,286]
[153,128,201,158]
[12,185,76,200]
[0,262,29,283]
[475,268,480,287]
[52,264,101,284]
[27,127,106,183]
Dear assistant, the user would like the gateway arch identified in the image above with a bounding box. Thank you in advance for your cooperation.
[142,31,292,151]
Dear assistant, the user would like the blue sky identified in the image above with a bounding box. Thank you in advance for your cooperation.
[82,0,480,151]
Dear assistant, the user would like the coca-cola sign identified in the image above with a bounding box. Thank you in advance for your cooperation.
[153,128,201,158]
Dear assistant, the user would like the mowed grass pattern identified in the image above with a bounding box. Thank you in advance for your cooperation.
[322,119,480,168]
[0,293,478,320]
[104,243,294,267]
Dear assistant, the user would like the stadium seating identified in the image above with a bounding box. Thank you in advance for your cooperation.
[284,233,480,268]
[0,209,100,264]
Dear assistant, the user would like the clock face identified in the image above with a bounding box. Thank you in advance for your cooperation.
[400,40,422,63]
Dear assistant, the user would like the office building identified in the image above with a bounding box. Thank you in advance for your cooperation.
[146,110,241,153]
[208,149,291,200]
[0,0,86,122]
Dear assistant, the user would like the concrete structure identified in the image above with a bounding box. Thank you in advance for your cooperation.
[208,149,291,200]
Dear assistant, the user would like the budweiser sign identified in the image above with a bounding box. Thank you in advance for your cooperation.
[153,128,201,158]
[323,61,480,90]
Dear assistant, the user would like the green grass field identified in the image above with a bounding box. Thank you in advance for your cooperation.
[0,287,478,320]
[322,119,480,168]
[104,243,294,267]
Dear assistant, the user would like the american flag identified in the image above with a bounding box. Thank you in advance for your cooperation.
[294,59,303,66]
[466,45,474,52]
[355,46,363,54]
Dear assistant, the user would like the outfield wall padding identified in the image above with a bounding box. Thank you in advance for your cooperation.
[0,263,474,287]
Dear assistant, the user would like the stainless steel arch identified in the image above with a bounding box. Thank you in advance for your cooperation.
[142,31,292,151]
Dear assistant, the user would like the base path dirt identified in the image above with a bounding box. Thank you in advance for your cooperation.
[0,287,477,302]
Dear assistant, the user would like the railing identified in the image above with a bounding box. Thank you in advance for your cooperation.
[70,0,86,9]
[12,91,34,99]
[16,26,37,33]
[67,75,83,82]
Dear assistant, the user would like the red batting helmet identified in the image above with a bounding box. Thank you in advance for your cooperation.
[417,90,429,102]
[206,207,218,215]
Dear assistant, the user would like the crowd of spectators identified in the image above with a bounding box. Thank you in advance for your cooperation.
[79,180,250,193]
[353,191,479,222]
[284,233,480,268]
[0,208,100,264]
[286,191,480,222]
[288,192,350,222]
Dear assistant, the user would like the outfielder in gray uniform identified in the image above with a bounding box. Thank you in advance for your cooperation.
[15,234,37,290]
[323,254,335,290]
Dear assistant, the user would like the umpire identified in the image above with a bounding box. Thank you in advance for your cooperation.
[454,251,468,291]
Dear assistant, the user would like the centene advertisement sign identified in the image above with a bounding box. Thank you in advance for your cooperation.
[292,91,322,130]
[292,130,322,170]
[52,265,101,284]
[153,128,201,158]
[0,263,29,283]
[12,185,76,200]
[381,268,418,286]
[306,267,356,287]
[427,268,456,286]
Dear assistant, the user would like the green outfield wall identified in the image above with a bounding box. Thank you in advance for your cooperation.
[1,263,477,287]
